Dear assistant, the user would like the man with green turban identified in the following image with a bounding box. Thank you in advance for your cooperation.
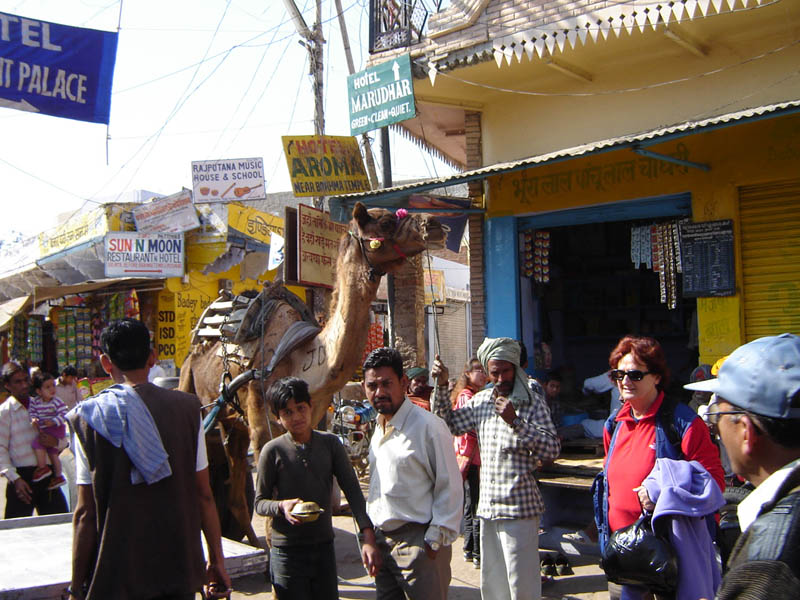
[431,337,560,600]
[406,366,433,411]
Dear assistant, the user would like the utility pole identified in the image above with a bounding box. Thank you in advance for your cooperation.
[333,0,379,189]
[282,0,325,210]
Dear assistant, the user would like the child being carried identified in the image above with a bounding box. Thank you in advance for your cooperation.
[30,371,68,490]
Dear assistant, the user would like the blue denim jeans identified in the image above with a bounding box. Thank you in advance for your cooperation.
[269,541,338,600]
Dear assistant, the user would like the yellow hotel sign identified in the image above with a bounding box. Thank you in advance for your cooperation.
[282,135,370,197]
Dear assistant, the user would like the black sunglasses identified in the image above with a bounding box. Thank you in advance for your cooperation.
[610,369,653,382]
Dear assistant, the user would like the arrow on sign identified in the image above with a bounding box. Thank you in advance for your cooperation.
[392,61,400,81]
[0,98,39,114]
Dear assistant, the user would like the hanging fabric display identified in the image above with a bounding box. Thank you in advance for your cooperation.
[630,225,652,269]
[630,220,683,310]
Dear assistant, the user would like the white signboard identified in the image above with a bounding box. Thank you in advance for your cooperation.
[104,232,185,278]
[133,190,200,233]
[191,157,265,203]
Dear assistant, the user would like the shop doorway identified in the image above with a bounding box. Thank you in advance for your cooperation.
[519,194,696,402]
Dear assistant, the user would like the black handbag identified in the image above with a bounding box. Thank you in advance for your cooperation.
[600,512,678,595]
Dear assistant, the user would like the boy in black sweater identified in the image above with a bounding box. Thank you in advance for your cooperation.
[255,377,381,599]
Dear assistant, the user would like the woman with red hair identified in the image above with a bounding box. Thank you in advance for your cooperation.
[597,336,724,600]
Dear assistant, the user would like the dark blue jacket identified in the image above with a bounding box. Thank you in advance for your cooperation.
[592,398,698,550]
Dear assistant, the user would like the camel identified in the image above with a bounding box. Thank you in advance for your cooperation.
[178,202,447,547]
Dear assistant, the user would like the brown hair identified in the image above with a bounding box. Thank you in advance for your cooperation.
[450,358,483,407]
[608,335,670,391]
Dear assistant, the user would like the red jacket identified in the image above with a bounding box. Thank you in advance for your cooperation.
[603,392,724,532]
[453,388,480,466]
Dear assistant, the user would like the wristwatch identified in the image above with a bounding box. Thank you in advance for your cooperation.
[428,541,441,552]
[512,416,523,428]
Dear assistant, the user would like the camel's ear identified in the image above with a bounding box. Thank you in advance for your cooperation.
[353,202,371,228]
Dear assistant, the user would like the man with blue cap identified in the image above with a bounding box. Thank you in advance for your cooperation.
[431,337,560,600]
[685,333,800,599]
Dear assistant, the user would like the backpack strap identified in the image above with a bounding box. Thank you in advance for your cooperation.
[656,395,684,459]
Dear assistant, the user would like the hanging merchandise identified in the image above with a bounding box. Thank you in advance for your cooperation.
[630,221,684,310]
[124,289,140,319]
[91,310,105,361]
[9,315,28,362]
[521,231,535,278]
[361,321,385,364]
[27,316,44,365]
[108,293,125,321]
[533,231,551,283]
[75,307,93,372]
[630,225,652,269]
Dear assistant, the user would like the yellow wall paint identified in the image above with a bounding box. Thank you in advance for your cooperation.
[487,113,800,364]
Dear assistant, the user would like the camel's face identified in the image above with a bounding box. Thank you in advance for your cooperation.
[351,202,447,273]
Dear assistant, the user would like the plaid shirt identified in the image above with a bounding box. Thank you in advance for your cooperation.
[433,383,560,519]
[0,397,38,482]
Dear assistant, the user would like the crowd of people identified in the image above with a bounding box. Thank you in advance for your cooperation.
[1,320,799,600]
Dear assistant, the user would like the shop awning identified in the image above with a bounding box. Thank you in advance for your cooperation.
[0,296,32,332]
[36,237,106,285]
[329,100,800,215]
[33,278,165,305]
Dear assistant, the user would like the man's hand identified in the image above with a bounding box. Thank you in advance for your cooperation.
[494,395,517,425]
[14,477,32,504]
[424,542,439,560]
[30,418,40,431]
[430,355,449,386]
[280,498,303,525]
[360,528,382,576]
[204,560,232,598]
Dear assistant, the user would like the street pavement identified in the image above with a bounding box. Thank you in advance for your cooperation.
[232,507,611,599]
[1,469,610,599]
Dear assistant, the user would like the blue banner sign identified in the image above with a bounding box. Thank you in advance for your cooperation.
[0,12,118,124]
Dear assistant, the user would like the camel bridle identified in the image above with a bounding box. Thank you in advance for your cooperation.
[349,229,412,282]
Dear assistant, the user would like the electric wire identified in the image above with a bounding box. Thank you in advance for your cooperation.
[266,52,310,192]
[113,0,360,95]
[99,0,235,202]
[210,11,289,154]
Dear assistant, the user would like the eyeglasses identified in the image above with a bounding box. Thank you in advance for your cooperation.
[706,397,748,426]
[610,369,652,382]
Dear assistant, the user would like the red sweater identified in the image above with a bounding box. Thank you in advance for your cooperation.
[603,392,725,532]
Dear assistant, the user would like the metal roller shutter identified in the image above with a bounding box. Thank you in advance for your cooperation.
[739,179,800,341]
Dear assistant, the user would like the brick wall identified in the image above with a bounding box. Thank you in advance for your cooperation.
[465,110,485,355]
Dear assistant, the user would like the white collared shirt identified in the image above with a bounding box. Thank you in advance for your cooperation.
[0,397,38,482]
[367,397,463,546]
[737,457,800,532]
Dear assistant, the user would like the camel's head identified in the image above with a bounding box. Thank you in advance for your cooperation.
[349,202,447,275]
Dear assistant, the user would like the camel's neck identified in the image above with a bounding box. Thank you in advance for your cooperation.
[319,243,380,366]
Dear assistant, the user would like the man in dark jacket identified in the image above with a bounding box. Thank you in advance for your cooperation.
[68,319,231,600]
[685,333,800,599]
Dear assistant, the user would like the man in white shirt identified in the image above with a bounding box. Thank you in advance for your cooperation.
[362,347,463,600]
[0,361,69,518]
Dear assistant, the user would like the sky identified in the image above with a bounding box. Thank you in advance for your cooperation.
[0,0,454,239]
